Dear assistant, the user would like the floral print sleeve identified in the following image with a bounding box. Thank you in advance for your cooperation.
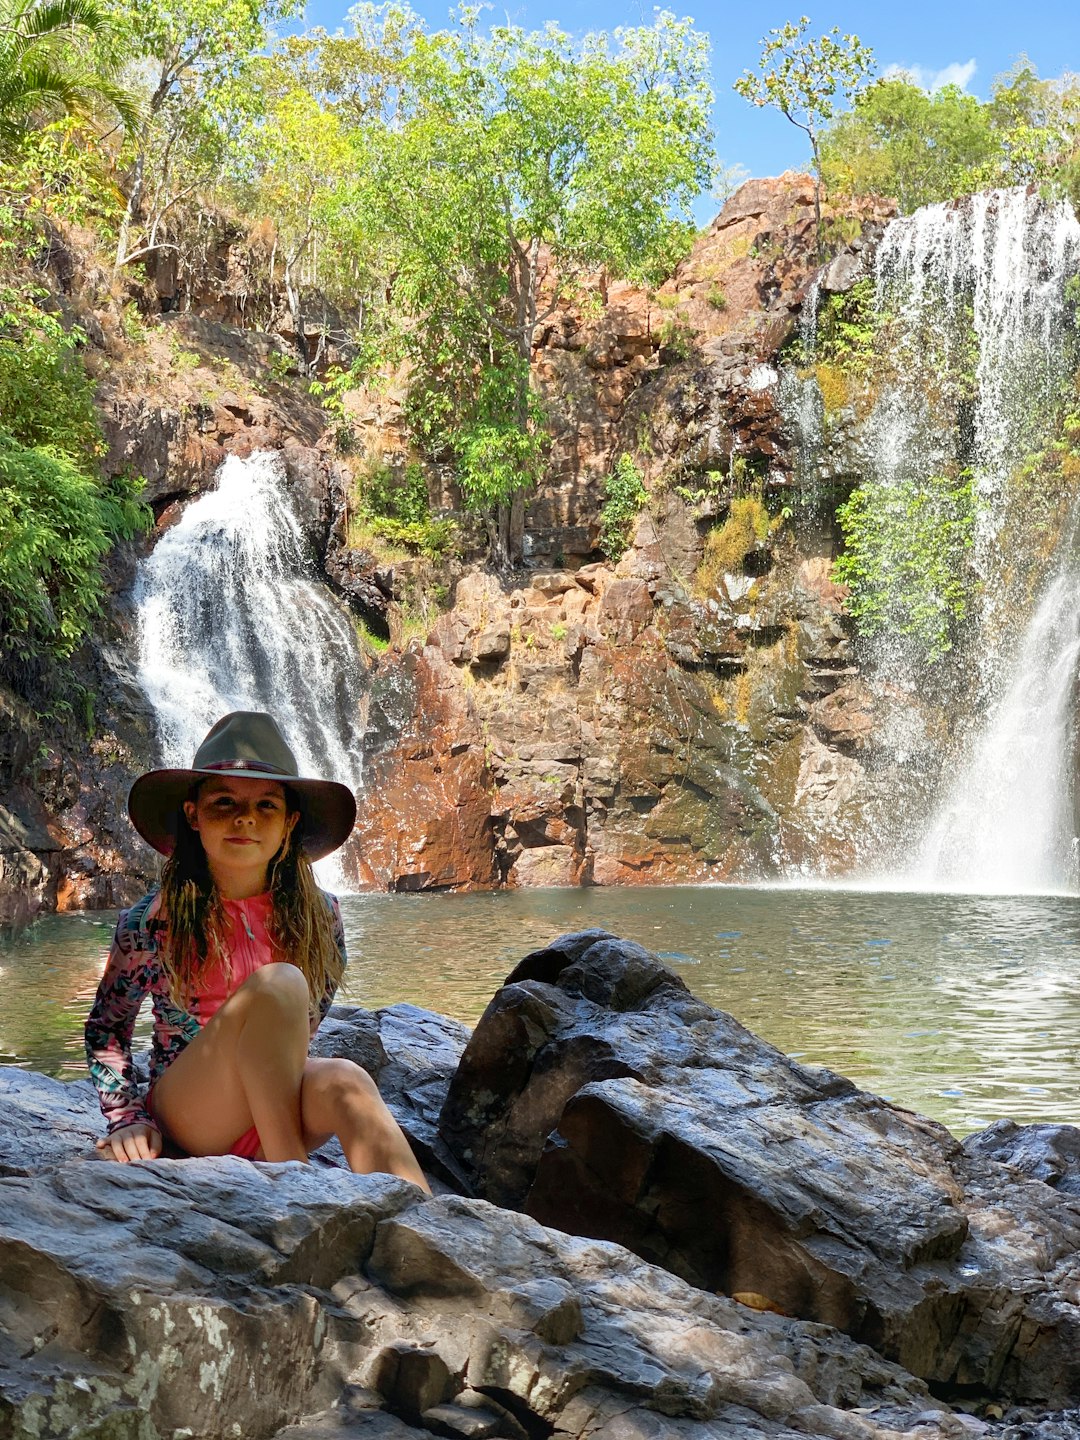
[84,892,163,1134]
[312,891,346,1033]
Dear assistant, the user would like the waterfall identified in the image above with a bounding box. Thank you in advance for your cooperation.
[133,451,368,889]
[861,190,1080,890]
[912,554,1080,893]
[873,189,1080,573]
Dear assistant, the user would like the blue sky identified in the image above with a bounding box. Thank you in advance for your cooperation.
[299,0,1080,215]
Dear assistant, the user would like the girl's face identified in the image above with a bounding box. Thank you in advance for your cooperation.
[183,776,299,896]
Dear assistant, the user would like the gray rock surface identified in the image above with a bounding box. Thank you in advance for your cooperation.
[0,1144,967,1440]
[2,957,1077,1438]
[962,1120,1080,1197]
[438,932,1080,1405]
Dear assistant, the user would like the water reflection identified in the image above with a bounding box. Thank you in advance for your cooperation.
[4,886,1080,1137]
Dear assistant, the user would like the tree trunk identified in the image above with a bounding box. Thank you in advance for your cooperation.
[114,146,146,271]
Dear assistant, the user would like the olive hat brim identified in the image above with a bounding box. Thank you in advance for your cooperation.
[127,766,357,862]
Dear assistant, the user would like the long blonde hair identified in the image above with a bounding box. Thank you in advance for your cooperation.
[156,786,343,1013]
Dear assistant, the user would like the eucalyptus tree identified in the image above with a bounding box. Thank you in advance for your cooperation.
[109,0,303,271]
[356,7,716,562]
[735,15,874,252]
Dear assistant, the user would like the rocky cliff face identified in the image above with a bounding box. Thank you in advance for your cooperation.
[1,174,903,915]
[353,176,898,891]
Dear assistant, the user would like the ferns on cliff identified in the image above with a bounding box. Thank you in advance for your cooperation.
[0,292,149,703]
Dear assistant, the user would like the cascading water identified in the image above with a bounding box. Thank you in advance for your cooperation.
[133,450,369,888]
[873,189,1080,580]
[912,555,1080,892]
[860,190,1080,889]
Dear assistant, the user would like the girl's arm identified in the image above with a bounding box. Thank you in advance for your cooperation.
[84,907,162,1143]
[311,893,347,1035]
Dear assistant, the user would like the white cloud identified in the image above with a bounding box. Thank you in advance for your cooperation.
[881,58,978,93]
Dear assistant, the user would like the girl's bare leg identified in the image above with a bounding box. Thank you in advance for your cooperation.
[149,964,431,1189]
[299,1057,431,1192]
[151,962,310,1162]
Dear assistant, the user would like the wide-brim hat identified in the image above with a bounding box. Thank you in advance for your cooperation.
[128,711,357,862]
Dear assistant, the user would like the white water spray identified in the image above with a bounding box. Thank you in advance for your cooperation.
[133,451,368,888]
[913,557,1080,893]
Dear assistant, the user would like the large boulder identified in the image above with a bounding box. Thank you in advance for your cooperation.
[0,997,964,1440]
[437,931,1080,1405]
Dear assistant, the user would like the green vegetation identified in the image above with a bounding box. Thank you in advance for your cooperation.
[735,17,875,252]
[820,63,1080,213]
[350,459,456,560]
[833,469,977,664]
[0,0,134,156]
[599,454,648,561]
[820,79,999,213]
[0,293,149,699]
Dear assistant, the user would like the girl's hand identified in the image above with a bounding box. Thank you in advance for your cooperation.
[95,1124,163,1163]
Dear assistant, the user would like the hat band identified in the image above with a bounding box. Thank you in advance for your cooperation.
[201,759,293,775]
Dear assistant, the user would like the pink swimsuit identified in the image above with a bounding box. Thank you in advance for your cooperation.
[85,887,345,1157]
[151,892,278,1158]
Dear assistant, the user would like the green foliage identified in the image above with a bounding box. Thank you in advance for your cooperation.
[819,61,1080,213]
[352,7,715,543]
[820,78,999,213]
[0,435,148,670]
[0,0,137,156]
[734,16,874,249]
[658,312,695,360]
[705,284,727,311]
[0,291,150,692]
[352,458,457,558]
[599,454,648,560]
[833,469,977,664]
[0,293,102,462]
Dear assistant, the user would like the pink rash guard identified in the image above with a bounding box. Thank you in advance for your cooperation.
[85,887,344,1159]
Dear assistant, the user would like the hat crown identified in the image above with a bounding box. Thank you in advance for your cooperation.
[192,712,299,778]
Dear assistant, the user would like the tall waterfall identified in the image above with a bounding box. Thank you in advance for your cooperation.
[864,190,1080,890]
[912,557,1080,892]
[873,189,1080,576]
[133,451,368,888]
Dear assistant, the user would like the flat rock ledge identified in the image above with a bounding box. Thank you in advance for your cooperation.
[0,940,1078,1440]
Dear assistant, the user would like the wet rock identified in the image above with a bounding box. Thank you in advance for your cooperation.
[438,931,1080,1405]
[963,1121,1080,1197]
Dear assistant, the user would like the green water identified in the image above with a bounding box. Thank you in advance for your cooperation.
[4,885,1079,1138]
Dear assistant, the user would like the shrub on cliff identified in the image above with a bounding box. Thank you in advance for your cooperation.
[833,467,977,666]
[0,292,149,702]
[599,455,648,561]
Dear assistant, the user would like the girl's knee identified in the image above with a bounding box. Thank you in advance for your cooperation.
[304,1057,380,1109]
[241,962,309,1007]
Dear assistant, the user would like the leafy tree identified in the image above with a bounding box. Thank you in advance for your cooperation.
[734,15,874,252]
[989,59,1080,198]
[236,80,367,368]
[0,0,135,155]
[820,77,999,213]
[359,7,715,563]
[109,0,303,270]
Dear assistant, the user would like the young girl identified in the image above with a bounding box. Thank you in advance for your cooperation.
[85,710,429,1191]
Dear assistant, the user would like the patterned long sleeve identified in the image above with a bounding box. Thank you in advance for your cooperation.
[84,899,160,1134]
[313,893,346,1032]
